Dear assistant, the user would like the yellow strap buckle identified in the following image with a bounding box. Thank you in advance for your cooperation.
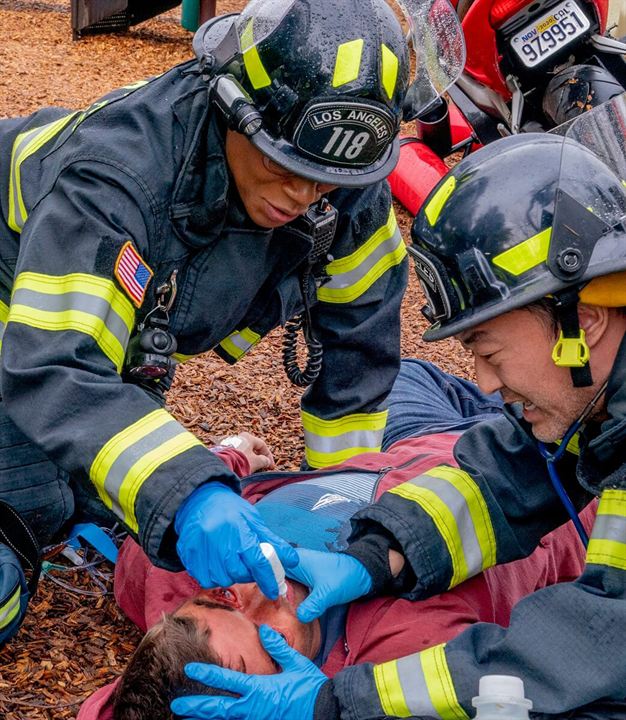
[552,330,590,368]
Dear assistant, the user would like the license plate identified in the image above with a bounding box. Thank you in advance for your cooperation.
[510,0,591,68]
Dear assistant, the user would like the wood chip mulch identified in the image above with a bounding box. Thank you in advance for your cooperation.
[0,2,474,717]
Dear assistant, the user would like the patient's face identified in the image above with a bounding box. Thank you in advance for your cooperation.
[174,579,320,674]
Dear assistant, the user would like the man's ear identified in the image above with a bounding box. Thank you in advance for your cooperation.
[578,303,610,348]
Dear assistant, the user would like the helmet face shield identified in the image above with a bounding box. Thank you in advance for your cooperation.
[399,0,466,119]
[549,92,626,284]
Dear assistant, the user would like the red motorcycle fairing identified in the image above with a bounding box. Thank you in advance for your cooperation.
[388,139,449,216]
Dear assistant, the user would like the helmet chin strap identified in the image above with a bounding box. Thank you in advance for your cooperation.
[551,288,593,388]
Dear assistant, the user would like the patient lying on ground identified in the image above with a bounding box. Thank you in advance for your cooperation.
[112,579,321,719]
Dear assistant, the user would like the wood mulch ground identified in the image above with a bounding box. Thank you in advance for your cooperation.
[0,2,473,717]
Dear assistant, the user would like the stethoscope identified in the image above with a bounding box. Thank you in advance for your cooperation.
[537,379,609,548]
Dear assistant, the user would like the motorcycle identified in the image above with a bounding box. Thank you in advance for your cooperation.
[390,0,626,214]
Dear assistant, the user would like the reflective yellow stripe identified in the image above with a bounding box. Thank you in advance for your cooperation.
[305,445,381,468]
[8,112,78,233]
[381,44,399,100]
[0,586,21,630]
[219,327,261,362]
[91,410,171,503]
[492,227,551,276]
[241,19,271,89]
[333,39,364,87]
[374,660,412,717]
[9,272,135,372]
[90,409,203,532]
[317,208,406,304]
[119,432,202,532]
[586,489,626,571]
[302,409,388,468]
[596,489,626,518]
[421,645,469,720]
[0,299,9,354]
[172,352,198,363]
[425,465,496,570]
[301,409,388,435]
[425,176,456,227]
[389,482,467,587]
[555,431,580,456]
[587,538,626,571]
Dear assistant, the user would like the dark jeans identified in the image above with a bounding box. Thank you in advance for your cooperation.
[382,359,504,450]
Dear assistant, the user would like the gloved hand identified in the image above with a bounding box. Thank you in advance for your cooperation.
[288,547,372,623]
[170,625,328,720]
[175,482,298,599]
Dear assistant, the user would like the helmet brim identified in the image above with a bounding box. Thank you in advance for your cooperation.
[249,129,400,188]
[421,243,626,341]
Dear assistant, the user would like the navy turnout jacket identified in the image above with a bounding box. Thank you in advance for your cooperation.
[0,60,407,569]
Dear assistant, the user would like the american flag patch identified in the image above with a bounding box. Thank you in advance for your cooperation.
[114,241,153,308]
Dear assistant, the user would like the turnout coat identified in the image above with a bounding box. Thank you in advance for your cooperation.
[321,335,626,720]
[0,60,406,568]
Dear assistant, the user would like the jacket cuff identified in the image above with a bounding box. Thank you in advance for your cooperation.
[344,530,414,597]
[313,680,341,720]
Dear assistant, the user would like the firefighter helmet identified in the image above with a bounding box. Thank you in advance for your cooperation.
[193,0,465,187]
[410,131,626,342]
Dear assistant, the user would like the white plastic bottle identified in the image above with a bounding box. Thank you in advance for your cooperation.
[472,675,532,720]
[259,542,288,598]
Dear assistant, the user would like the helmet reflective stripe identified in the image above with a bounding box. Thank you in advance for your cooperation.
[333,39,364,88]
[240,19,271,89]
[381,44,399,100]
[424,175,456,227]
[492,227,552,276]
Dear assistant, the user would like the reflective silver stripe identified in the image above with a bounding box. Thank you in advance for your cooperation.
[103,417,185,519]
[374,645,467,720]
[590,513,626,543]
[229,333,256,354]
[219,327,261,361]
[322,226,402,292]
[405,473,484,578]
[11,287,131,350]
[396,654,439,717]
[303,427,384,455]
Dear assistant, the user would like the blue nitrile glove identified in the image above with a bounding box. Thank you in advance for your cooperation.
[175,482,299,599]
[287,547,372,623]
[170,625,328,720]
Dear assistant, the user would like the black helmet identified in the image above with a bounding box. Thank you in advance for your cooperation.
[410,131,626,344]
[193,0,465,187]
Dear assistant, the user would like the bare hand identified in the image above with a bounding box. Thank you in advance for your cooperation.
[220,431,275,473]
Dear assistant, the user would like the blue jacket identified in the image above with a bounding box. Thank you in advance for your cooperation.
[0,60,407,570]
